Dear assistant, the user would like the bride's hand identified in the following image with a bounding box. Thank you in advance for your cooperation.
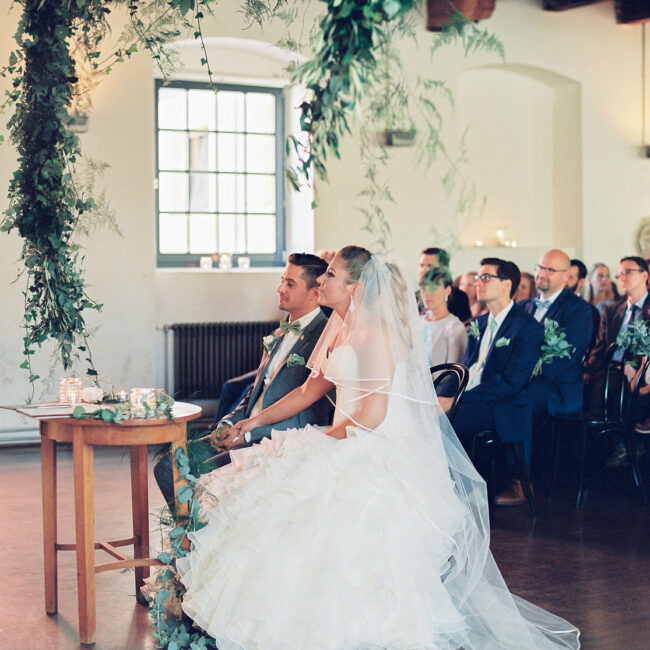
[323,426,346,440]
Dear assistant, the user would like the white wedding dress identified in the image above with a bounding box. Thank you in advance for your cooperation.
[177,344,579,649]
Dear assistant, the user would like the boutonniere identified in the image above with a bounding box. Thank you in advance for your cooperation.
[262,332,279,353]
[286,353,306,367]
[495,337,511,348]
[468,320,480,339]
[532,319,574,376]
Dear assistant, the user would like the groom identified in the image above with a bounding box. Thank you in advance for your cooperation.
[154,253,334,504]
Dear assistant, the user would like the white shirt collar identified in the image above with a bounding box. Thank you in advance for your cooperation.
[628,292,648,310]
[489,300,514,328]
[289,306,321,330]
[537,288,563,306]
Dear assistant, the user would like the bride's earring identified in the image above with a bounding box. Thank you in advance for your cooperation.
[349,294,356,312]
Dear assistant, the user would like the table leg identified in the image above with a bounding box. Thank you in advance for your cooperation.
[171,425,190,521]
[73,425,96,645]
[130,445,150,603]
[40,427,57,614]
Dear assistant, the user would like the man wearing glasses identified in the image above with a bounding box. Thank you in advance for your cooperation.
[519,250,593,425]
[584,256,650,414]
[438,258,543,507]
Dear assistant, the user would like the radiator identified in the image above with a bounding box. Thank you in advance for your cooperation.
[168,321,277,400]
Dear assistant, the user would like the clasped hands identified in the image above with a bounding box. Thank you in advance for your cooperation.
[209,417,257,451]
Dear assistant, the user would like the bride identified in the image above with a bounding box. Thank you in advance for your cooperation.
[176,245,580,649]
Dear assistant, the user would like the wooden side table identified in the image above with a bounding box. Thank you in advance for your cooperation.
[36,402,201,645]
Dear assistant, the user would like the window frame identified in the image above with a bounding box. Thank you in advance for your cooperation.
[154,78,286,268]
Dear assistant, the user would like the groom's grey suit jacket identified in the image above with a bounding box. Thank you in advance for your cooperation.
[219,309,334,442]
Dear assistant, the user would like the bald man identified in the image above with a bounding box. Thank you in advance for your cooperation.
[520,249,594,418]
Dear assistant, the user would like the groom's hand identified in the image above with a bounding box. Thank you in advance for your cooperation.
[209,422,231,450]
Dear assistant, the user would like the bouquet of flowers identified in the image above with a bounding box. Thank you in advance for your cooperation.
[532,319,574,376]
[616,320,650,361]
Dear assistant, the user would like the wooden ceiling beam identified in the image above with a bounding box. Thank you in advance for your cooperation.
[615,0,650,24]
[543,0,602,10]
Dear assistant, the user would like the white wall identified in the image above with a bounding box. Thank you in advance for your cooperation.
[1,0,649,438]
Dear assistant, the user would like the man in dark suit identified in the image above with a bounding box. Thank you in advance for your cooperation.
[568,258,600,354]
[417,247,471,322]
[439,257,543,506]
[584,256,650,414]
[519,250,593,418]
[154,253,334,504]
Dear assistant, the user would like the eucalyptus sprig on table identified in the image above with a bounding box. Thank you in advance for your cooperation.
[71,392,175,422]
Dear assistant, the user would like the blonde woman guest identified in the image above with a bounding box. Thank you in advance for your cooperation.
[420,267,467,368]
[458,271,488,320]
[515,271,536,302]
[588,263,616,315]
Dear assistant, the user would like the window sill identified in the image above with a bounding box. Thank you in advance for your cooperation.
[155,266,282,274]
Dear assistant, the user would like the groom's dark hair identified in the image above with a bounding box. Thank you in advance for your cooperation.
[480,257,520,298]
[288,253,329,290]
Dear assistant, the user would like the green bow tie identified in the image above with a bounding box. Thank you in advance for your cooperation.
[279,320,301,336]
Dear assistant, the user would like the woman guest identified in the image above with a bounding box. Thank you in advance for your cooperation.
[458,271,488,320]
[515,271,536,302]
[588,263,617,314]
[420,267,467,368]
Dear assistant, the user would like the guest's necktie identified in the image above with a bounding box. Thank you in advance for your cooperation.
[467,317,498,388]
[280,320,301,335]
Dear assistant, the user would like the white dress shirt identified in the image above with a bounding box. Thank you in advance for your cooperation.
[468,301,514,389]
[532,288,563,322]
[251,307,322,416]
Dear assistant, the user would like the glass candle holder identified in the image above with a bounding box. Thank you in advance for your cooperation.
[130,387,157,418]
[59,377,82,404]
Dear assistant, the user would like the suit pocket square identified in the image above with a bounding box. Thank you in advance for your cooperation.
[495,337,511,348]
[287,353,306,367]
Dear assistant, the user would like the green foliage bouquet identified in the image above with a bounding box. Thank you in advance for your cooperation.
[532,319,574,377]
[616,320,650,361]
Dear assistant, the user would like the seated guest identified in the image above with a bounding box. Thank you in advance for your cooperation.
[568,258,600,354]
[438,258,543,506]
[419,267,467,369]
[584,256,650,416]
[154,253,334,505]
[588,263,616,315]
[417,247,471,322]
[458,270,488,320]
[514,271,536,302]
[519,250,593,418]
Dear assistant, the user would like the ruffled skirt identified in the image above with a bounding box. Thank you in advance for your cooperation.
[176,427,579,650]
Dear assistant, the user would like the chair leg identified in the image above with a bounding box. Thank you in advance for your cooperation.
[548,419,562,499]
[622,432,647,505]
[576,428,589,508]
[515,442,536,518]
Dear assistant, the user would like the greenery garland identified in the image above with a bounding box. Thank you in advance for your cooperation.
[0,0,109,389]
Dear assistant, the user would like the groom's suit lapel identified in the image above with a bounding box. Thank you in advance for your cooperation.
[265,312,325,384]
[247,312,326,412]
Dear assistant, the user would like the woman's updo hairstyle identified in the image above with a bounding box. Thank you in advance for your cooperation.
[338,245,371,283]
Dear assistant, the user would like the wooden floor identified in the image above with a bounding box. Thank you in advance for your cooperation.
[1,445,649,649]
